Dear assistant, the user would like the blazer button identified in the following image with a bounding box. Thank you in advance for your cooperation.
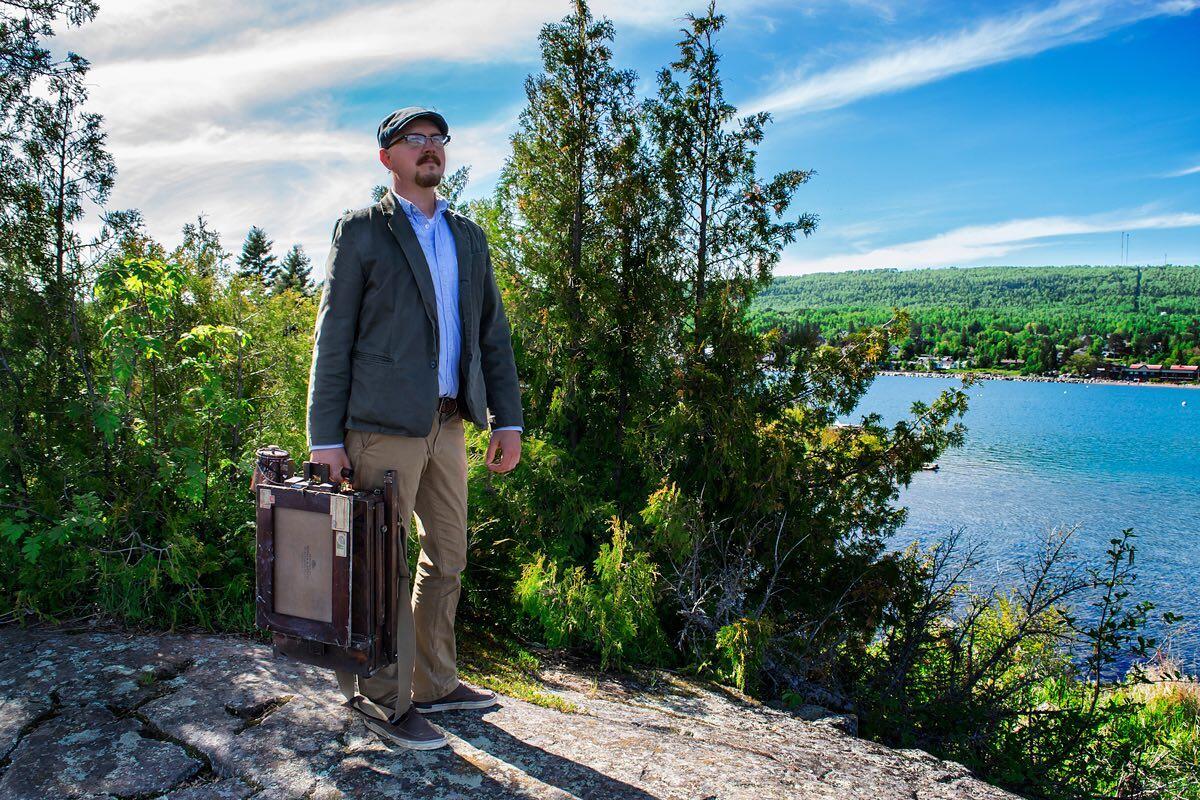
[429,359,437,369]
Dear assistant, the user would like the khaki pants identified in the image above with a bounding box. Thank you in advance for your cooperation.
[333,408,467,720]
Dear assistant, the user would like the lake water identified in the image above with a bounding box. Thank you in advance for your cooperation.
[848,374,1200,672]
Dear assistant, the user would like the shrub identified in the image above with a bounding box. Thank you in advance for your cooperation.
[515,517,669,669]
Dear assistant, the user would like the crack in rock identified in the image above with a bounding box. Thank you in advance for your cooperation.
[87,656,196,726]
[0,704,202,799]
[224,695,295,734]
[128,711,219,791]
[0,689,62,778]
[144,657,196,685]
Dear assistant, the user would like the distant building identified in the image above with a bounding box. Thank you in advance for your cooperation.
[1126,363,1163,380]
[1163,364,1199,382]
[1118,364,1195,383]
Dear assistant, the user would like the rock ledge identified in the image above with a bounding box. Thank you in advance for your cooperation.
[0,625,1017,799]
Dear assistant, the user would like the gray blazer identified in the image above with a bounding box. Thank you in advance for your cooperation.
[305,191,523,447]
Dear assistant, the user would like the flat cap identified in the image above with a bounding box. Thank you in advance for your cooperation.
[377,106,449,149]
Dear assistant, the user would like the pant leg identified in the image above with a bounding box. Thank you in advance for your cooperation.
[333,426,427,719]
[411,410,469,702]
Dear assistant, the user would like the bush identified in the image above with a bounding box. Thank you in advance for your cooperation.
[853,526,1192,799]
[515,517,669,669]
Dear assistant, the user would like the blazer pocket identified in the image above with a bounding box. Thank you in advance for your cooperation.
[352,349,394,364]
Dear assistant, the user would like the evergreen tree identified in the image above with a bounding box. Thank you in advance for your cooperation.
[274,244,313,296]
[648,1,816,496]
[486,0,681,540]
[499,0,639,455]
[438,165,471,212]
[236,225,278,287]
[0,0,118,496]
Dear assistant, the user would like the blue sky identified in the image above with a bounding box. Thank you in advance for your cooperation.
[52,0,1200,276]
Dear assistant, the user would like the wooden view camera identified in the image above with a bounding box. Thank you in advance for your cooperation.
[253,445,400,676]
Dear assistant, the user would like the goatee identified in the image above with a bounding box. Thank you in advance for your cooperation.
[415,171,441,188]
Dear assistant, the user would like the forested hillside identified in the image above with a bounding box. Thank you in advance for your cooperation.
[752,265,1200,373]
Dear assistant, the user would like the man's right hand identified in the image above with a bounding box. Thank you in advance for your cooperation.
[309,446,353,489]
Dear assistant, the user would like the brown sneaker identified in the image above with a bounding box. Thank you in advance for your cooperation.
[351,699,448,750]
[413,682,498,713]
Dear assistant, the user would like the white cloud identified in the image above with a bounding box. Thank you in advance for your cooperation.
[81,3,540,139]
[743,0,1200,117]
[1166,163,1200,177]
[67,0,764,139]
[778,210,1200,273]
[80,108,519,278]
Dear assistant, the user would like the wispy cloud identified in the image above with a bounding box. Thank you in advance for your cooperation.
[82,108,519,277]
[1165,163,1200,177]
[80,2,544,139]
[744,0,1200,117]
[67,0,760,139]
[61,0,796,269]
[778,210,1200,273]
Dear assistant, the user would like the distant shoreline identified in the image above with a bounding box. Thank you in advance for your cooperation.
[877,370,1200,389]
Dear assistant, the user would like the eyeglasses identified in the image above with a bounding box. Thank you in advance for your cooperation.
[388,133,451,148]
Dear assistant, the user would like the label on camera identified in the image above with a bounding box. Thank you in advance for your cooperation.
[330,494,351,532]
[258,487,274,508]
[335,531,348,558]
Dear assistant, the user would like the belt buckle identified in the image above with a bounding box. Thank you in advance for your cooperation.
[438,396,457,415]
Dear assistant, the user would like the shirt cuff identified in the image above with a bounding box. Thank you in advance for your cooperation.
[310,443,345,450]
[492,426,522,433]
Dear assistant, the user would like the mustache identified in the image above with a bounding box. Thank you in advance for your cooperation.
[418,154,441,166]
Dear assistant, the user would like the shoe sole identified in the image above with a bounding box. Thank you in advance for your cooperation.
[414,697,498,713]
[361,716,448,750]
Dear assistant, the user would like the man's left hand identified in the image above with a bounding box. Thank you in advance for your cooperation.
[485,430,521,473]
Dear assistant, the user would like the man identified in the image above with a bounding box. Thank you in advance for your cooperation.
[305,106,524,750]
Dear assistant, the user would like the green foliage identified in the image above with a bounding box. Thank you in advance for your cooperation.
[1,220,316,628]
[854,527,1191,799]
[477,0,969,699]
[514,517,668,669]
[714,617,775,694]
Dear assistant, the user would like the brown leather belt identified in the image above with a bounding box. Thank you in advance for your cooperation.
[437,396,458,415]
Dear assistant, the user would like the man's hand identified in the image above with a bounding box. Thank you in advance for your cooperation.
[309,446,354,489]
[484,430,521,473]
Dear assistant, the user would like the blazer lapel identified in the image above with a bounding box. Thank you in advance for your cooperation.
[383,192,438,330]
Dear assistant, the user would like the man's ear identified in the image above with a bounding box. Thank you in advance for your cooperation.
[378,148,391,170]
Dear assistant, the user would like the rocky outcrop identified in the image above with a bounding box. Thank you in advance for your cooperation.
[0,624,1018,799]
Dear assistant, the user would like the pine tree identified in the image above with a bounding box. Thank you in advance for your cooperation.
[274,244,313,296]
[648,1,817,496]
[0,0,119,495]
[236,226,278,287]
[439,165,471,212]
[500,0,638,452]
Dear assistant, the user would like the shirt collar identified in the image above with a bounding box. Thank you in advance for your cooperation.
[392,189,447,225]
